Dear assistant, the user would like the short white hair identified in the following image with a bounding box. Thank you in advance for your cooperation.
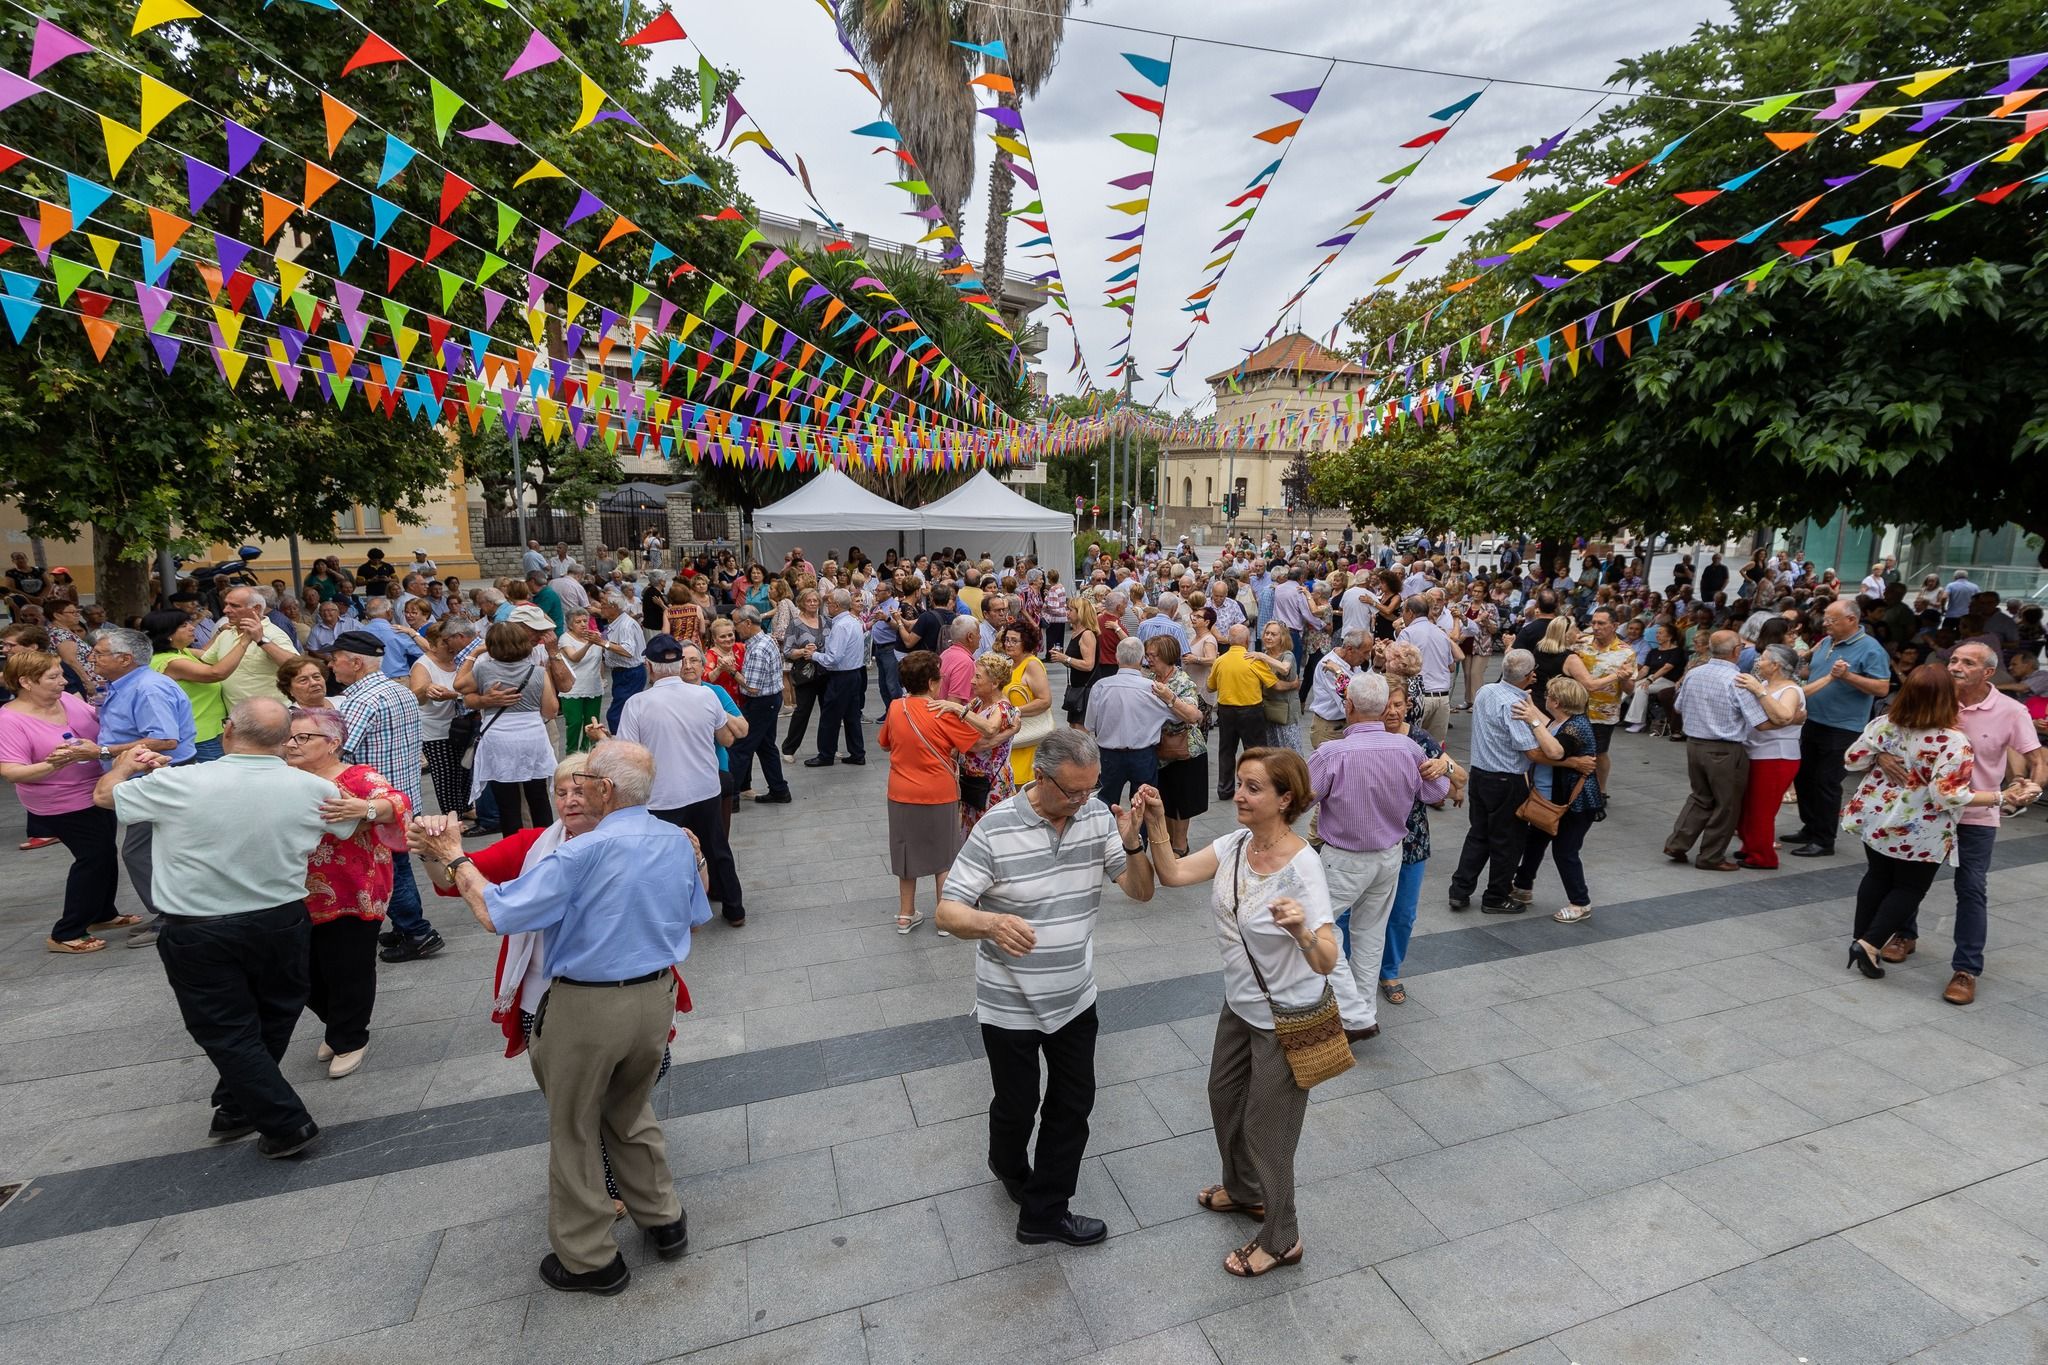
[1345,670,1390,715]
[585,739,653,807]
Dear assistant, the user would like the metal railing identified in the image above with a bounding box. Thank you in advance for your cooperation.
[480,510,582,547]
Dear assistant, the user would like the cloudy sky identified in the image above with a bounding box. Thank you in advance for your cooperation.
[665,0,1733,414]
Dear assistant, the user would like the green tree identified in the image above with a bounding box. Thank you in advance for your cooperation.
[1442,0,2048,560]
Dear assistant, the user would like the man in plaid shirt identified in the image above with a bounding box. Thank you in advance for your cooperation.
[731,607,791,804]
[328,631,443,961]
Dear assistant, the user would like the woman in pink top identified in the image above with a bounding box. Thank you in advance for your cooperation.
[0,650,128,951]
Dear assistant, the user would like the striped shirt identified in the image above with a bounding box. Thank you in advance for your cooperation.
[337,671,423,810]
[944,789,1129,1033]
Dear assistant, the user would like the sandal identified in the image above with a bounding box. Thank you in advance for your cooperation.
[1552,905,1592,924]
[1197,1185,1265,1220]
[89,914,143,932]
[20,836,59,850]
[895,911,924,935]
[1379,979,1406,1005]
[1223,1237,1302,1278]
[46,936,108,954]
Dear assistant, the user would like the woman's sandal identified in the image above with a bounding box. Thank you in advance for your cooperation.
[1223,1237,1303,1277]
[896,912,924,935]
[1196,1185,1265,1220]
[89,914,143,932]
[1379,979,1406,1005]
[46,936,108,954]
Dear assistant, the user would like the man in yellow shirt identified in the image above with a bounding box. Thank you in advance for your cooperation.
[1203,624,1275,799]
[201,586,300,708]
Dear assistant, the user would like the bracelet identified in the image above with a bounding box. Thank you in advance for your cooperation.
[1123,843,1144,855]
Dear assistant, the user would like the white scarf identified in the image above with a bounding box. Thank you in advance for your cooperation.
[493,821,570,1020]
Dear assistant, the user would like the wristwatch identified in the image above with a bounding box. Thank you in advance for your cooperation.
[445,855,474,877]
[98,745,112,761]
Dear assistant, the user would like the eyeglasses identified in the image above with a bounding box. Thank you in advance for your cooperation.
[568,772,612,788]
[1042,772,1100,804]
[283,732,329,746]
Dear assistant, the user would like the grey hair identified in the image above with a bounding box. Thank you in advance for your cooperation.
[477,587,506,609]
[830,589,852,611]
[1340,629,1369,652]
[92,626,153,663]
[585,739,654,807]
[733,605,762,626]
[1403,594,1430,617]
[1271,566,1289,581]
[288,704,349,747]
[363,597,393,619]
[1500,648,1537,684]
[1115,636,1146,667]
[1762,643,1799,677]
[1033,725,1100,776]
[257,586,278,607]
[950,615,981,645]
[647,659,684,679]
[223,584,262,608]
[1345,670,1390,716]
[226,697,291,749]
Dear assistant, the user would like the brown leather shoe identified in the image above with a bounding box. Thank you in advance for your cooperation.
[1345,1025,1380,1043]
[1942,971,1976,1006]
[1880,936,1916,964]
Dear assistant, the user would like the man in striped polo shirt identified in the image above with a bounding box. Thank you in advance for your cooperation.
[939,727,1155,1248]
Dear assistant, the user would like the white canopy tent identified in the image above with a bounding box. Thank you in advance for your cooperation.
[750,467,922,567]
[917,470,1076,575]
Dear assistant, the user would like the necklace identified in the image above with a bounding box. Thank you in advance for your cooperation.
[1248,830,1288,859]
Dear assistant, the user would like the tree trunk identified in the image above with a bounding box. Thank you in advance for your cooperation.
[982,88,1020,295]
[93,525,154,623]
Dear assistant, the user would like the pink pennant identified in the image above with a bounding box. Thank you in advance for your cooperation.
[504,29,565,80]
[482,287,508,327]
[458,121,520,145]
[1814,81,1878,119]
[134,282,172,332]
[1109,171,1153,190]
[532,229,563,265]
[28,20,94,78]
[0,71,45,114]
[1879,223,1910,254]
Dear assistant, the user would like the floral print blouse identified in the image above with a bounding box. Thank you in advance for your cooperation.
[1401,729,1444,865]
[959,698,1019,835]
[1841,720,1976,864]
[304,765,412,924]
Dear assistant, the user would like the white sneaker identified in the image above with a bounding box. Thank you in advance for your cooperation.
[316,1042,334,1062]
[328,1047,367,1078]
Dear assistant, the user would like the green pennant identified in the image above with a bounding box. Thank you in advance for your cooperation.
[1926,202,1967,222]
[1566,189,1608,213]
[734,227,765,256]
[1458,334,1472,363]
[1656,259,1699,275]
[495,200,519,250]
[1008,200,1044,217]
[381,298,408,335]
[703,281,729,313]
[1111,132,1157,154]
[51,256,94,305]
[1640,215,1683,239]
[717,359,735,382]
[1414,229,1449,244]
[1380,160,1421,183]
[889,180,933,196]
[290,289,317,328]
[438,267,465,310]
[1744,259,1777,282]
[332,372,353,409]
[697,55,718,124]
[430,79,464,145]
[630,283,650,316]
[1220,207,1255,230]
[477,252,510,286]
[1740,92,1800,123]
[603,426,619,452]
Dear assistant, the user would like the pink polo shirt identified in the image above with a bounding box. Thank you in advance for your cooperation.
[1956,688,2040,827]
[938,644,976,704]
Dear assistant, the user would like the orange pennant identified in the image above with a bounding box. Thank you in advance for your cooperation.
[260,190,294,243]
[302,161,340,210]
[36,200,72,249]
[1253,119,1302,144]
[321,92,357,156]
[1765,131,1820,150]
[148,207,191,259]
[598,215,639,249]
[81,315,118,361]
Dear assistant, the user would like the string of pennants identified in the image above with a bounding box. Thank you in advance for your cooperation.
[1100,45,1172,384]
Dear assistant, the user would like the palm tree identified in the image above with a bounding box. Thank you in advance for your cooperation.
[970,0,1081,303]
[837,1,978,252]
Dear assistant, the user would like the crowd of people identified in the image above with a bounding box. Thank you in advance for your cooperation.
[1,527,2043,1293]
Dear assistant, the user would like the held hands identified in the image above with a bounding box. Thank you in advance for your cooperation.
[424,684,458,702]
[988,913,1038,957]
[49,739,99,767]
[1829,659,1852,681]
[406,814,465,863]
[1419,755,1451,781]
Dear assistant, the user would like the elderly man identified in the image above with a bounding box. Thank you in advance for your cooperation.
[413,740,705,1293]
[937,728,1154,1247]
[89,626,198,947]
[201,585,299,706]
[1307,630,1372,750]
[1396,594,1460,745]
[939,615,981,704]
[1663,631,1768,870]
[805,588,869,767]
[527,570,569,635]
[1885,642,2044,1002]
[547,542,580,578]
[1448,649,1571,913]
[1269,566,1317,670]
[604,634,749,926]
[550,565,590,617]
[96,698,358,1157]
[591,593,648,732]
[1085,637,1174,809]
[352,597,420,678]
[1135,600,1190,654]
[1786,597,1891,858]
[1205,623,1274,799]
[1312,672,1452,1040]
[731,608,791,805]
[980,593,1011,654]
[1207,577,1246,635]
[326,630,443,962]
[520,539,548,576]
[305,599,351,653]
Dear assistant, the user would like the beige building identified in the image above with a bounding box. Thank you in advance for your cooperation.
[1156,333,1370,544]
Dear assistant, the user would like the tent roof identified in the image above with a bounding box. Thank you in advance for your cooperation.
[752,467,920,530]
[918,470,1070,530]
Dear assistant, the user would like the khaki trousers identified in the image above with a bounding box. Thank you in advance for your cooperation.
[1665,738,1750,866]
[1307,713,1346,750]
[529,976,681,1272]
[1416,692,1451,745]
[1209,1007,1310,1254]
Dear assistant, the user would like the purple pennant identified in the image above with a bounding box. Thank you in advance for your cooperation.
[273,359,299,400]
[598,307,619,336]
[16,214,52,265]
[778,330,797,360]
[147,332,181,374]
[224,119,264,177]
[1814,81,1878,119]
[709,328,728,353]
[1534,211,1573,230]
[1108,224,1145,241]
[186,156,228,214]
[278,326,307,365]
[979,105,1024,130]
[1109,170,1153,190]
[134,282,171,331]
[755,248,789,281]
[482,287,508,327]
[0,70,44,114]
[1534,274,1571,289]
[1009,161,1038,189]
[526,274,547,308]
[1355,188,1395,212]
[532,229,564,266]
[503,28,565,80]
[1213,229,1245,249]
[1822,171,1867,188]
[716,92,746,151]
[1530,128,1567,160]
[565,190,602,228]
[1605,238,1642,262]
[563,324,584,354]
[28,20,94,78]
[1989,53,2048,96]
[1271,86,1322,113]
[799,283,830,308]
[335,282,363,314]
[734,303,757,334]
[1880,224,1910,254]
[458,121,519,144]
[1394,247,1426,264]
[655,299,678,332]
[1908,99,1965,132]
[1942,163,1982,195]
[592,110,640,128]
[213,233,252,277]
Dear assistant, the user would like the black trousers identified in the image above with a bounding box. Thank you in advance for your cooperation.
[157,902,314,1136]
[1214,703,1269,796]
[1448,768,1528,906]
[1853,846,1941,950]
[1793,722,1859,849]
[983,1006,1098,1228]
[28,803,121,942]
[656,798,744,922]
[1098,746,1159,811]
[489,778,554,835]
[1514,806,1595,906]
[816,667,867,760]
[781,672,829,755]
[735,693,789,795]
[306,915,380,1054]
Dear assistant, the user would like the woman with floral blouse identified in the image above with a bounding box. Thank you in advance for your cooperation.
[959,652,1021,836]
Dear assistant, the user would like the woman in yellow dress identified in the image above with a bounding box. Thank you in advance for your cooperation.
[998,619,1054,785]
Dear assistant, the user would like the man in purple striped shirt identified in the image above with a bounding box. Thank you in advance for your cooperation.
[1309,671,1451,1040]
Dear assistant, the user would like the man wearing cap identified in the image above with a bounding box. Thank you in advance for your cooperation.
[410,549,438,578]
[596,634,748,925]
[329,629,443,962]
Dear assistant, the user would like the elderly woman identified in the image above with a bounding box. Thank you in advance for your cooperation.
[1146,634,1210,857]
[1376,683,1463,1005]
[277,654,335,711]
[45,599,104,700]
[145,608,251,763]
[1511,676,1605,923]
[1628,623,1688,735]
[1459,581,1500,711]
[0,649,128,951]
[879,648,1002,932]
[1251,620,1303,753]
[457,621,561,834]
[1732,643,1807,869]
[999,619,1054,784]
[1147,748,1338,1278]
[778,586,829,756]
[410,616,478,824]
[702,616,746,701]
[961,651,1022,836]
[282,705,411,1077]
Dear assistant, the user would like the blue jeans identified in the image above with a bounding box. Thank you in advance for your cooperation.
[192,735,224,763]
[1906,822,1992,975]
[384,856,433,939]
[1383,859,1426,980]
[607,665,647,731]
[875,646,903,710]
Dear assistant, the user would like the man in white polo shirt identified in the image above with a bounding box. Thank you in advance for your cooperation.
[938,728,1154,1249]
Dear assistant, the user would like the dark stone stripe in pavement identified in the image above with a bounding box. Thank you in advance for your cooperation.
[2,829,2041,1249]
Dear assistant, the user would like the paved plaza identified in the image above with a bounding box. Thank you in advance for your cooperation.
[2,708,2047,1364]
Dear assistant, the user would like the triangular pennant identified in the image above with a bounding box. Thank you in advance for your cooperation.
[320,92,357,156]
[66,174,114,227]
[1740,92,1800,122]
[572,75,606,133]
[99,116,148,178]
[377,135,417,186]
[302,160,340,209]
[598,215,639,250]
[29,20,95,78]
[624,9,686,45]
[88,233,121,272]
[503,28,564,80]
[514,158,564,187]
[51,257,93,305]
[81,314,118,360]
[329,220,365,272]
[132,0,202,37]
[369,194,401,245]
[260,190,294,243]
[340,31,405,76]
[1869,139,1928,168]
[148,207,190,259]
[224,119,263,177]
[1765,130,1819,151]
[430,79,463,144]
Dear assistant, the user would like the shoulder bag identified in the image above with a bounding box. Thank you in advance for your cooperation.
[1010,669,1057,749]
[1515,726,1588,836]
[458,665,534,772]
[1231,839,1354,1090]
[900,698,981,813]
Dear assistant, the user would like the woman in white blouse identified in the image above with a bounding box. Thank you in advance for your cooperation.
[1146,746,1338,1279]
[1732,644,1807,869]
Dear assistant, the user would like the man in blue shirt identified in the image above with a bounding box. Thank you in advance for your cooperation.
[90,626,198,945]
[1787,598,1893,857]
[416,739,705,1294]
[357,599,422,678]
[1447,649,1570,913]
[805,588,870,766]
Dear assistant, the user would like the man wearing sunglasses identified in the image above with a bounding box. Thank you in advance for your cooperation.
[938,726,1155,1249]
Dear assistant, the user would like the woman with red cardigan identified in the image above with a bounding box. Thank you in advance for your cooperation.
[1733,644,1807,869]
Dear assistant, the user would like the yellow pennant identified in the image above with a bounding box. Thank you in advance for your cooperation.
[1564,259,1602,273]
[1846,106,1898,134]
[917,224,955,243]
[211,305,243,350]
[395,325,420,362]
[1868,139,1927,168]
[1993,134,2036,163]
[992,134,1031,160]
[526,307,546,346]
[568,251,598,288]
[87,233,121,273]
[1504,234,1543,254]
[1898,67,1959,97]
[132,0,201,36]
[101,116,148,178]
[514,158,565,187]
[1830,242,1856,267]
[217,346,248,388]
[275,260,308,298]
[138,74,189,135]
[564,292,587,325]
[571,75,605,132]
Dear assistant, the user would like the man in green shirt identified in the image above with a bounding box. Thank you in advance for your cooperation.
[526,570,568,634]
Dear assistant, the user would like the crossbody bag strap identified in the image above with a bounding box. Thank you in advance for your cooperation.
[900,699,961,799]
[1230,836,1278,1003]
[473,663,535,742]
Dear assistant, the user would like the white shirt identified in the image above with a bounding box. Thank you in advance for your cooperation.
[1339,586,1378,639]
[1210,829,1335,1029]
[617,676,726,810]
[1307,653,1354,722]
[601,613,646,672]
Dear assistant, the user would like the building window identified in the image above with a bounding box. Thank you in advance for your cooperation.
[335,504,385,537]
[1182,477,1192,507]
[1205,476,1213,505]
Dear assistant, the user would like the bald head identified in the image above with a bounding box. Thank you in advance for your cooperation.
[1708,630,1741,660]
[224,697,291,753]
[1227,624,1250,648]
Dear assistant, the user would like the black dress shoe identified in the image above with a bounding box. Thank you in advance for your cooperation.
[1016,1211,1108,1246]
[208,1110,255,1141]
[1790,843,1834,858]
[539,1252,631,1295]
[989,1161,1029,1205]
[1447,895,1471,912]
[1345,1025,1380,1043]
[842,755,865,765]
[646,1214,688,1261]
[377,927,402,949]
[257,1122,320,1159]
[379,931,445,963]
[803,755,835,768]
[1480,900,1523,915]
[754,791,793,804]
